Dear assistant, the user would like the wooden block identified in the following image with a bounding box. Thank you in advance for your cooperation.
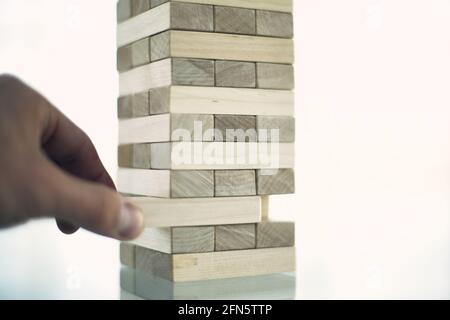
[261,196,269,220]
[174,0,293,13]
[256,11,293,38]
[149,86,170,114]
[134,271,296,300]
[171,170,214,198]
[131,38,150,67]
[120,266,136,294]
[150,31,170,62]
[119,113,213,143]
[130,226,215,254]
[214,6,256,35]
[151,0,169,8]
[172,58,215,86]
[117,0,132,23]
[150,142,295,170]
[169,30,294,64]
[171,2,213,32]
[257,116,295,143]
[135,246,295,282]
[118,91,150,118]
[167,86,294,116]
[127,196,261,227]
[131,0,150,16]
[257,63,294,90]
[215,170,256,197]
[256,222,295,248]
[214,115,257,142]
[120,242,136,267]
[257,169,295,195]
[117,45,132,72]
[216,61,256,88]
[118,169,214,198]
[118,144,151,169]
[215,224,256,251]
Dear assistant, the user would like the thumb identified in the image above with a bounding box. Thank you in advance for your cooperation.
[36,159,144,240]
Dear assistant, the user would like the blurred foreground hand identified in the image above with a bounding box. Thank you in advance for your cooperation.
[0,75,144,240]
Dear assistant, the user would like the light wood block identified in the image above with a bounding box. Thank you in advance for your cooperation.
[154,86,294,116]
[215,170,256,197]
[150,142,295,170]
[118,169,214,198]
[256,11,293,38]
[118,91,150,118]
[172,58,215,86]
[131,38,150,67]
[214,6,256,35]
[120,267,136,295]
[130,226,215,254]
[170,30,294,64]
[117,45,132,72]
[120,242,136,267]
[119,113,213,143]
[257,169,295,195]
[174,0,293,13]
[261,196,269,220]
[151,0,169,8]
[215,224,256,251]
[256,222,295,248]
[214,115,257,142]
[136,246,296,282]
[131,0,150,16]
[171,2,213,32]
[118,144,151,169]
[257,63,294,90]
[117,0,132,23]
[257,116,295,143]
[150,31,170,62]
[133,270,296,300]
[127,196,262,227]
[216,61,256,88]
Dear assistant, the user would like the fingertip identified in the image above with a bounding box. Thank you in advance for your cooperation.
[116,198,145,241]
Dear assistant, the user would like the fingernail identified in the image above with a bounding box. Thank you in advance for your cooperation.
[118,200,144,239]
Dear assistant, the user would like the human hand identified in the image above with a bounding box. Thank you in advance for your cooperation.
[0,75,144,240]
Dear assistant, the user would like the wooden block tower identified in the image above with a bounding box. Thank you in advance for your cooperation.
[117,0,296,283]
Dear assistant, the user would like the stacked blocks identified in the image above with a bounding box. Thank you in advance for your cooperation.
[118,0,296,283]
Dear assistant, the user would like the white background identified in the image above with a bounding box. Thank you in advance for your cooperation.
[0,0,449,299]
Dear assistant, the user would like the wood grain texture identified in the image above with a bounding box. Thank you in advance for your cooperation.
[150,142,295,170]
[131,0,150,16]
[174,0,293,13]
[119,114,171,144]
[150,31,170,62]
[257,116,295,143]
[119,58,171,96]
[169,86,294,116]
[151,0,169,8]
[130,227,172,253]
[214,6,256,35]
[118,144,151,169]
[215,170,256,197]
[215,224,256,251]
[117,0,132,22]
[150,86,171,115]
[171,2,214,32]
[172,58,215,86]
[172,247,295,282]
[120,243,136,267]
[172,227,215,253]
[136,246,173,280]
[257,169,295,195]
[128,196,261,227]
[214,115,257,142]
[215,61,256,88]
[170,30,294,64]
[171,114,214,141]
[171,170,214,198]
[131,38,150,67]
[117,45,132,72]
[256,11,293,38]
[257,63,294,90]
[118,169,171,197]
[256,222,295,248]
[118,91,150,118]
[117,2,170,47]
